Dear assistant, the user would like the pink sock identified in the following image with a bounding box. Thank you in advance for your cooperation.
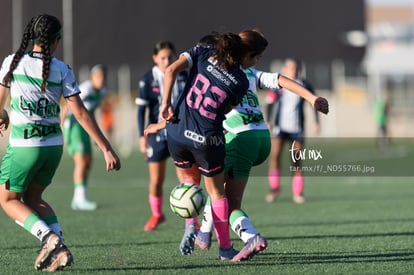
[292,174,304,196]
[183,178,200,227]
[149,194,163,217]
[211,198,232,249]
[268,169,280,191]
[184,178,199,185]
[185,217,198,227]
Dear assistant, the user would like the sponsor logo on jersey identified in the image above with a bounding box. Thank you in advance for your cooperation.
[184,130,205,143]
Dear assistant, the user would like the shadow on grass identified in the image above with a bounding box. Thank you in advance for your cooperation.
[266,231,414,241]
[64,248,414,272]
[262,217,414,229]
[262,248,414,265]
[2,240,177,251]
[78,262,233,273]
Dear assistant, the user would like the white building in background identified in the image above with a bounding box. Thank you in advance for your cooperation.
[363,1,414,136]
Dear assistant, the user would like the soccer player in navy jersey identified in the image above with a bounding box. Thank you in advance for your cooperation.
[193,32,329,261]
[136,41,190,231]
[160,31,253,260]
[265,58,321,204]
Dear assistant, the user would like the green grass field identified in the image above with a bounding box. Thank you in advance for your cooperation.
[0,139,413,274]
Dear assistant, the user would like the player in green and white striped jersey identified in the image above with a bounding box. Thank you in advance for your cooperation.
[62,64,108,211]
[0,14,120,271]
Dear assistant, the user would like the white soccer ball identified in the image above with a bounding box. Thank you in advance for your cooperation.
[169,182,206,218]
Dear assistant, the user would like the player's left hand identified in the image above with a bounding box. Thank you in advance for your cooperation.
[314,97,329,114]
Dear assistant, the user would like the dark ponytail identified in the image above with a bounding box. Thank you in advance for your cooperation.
[3,14,62,92]
[238,29,268,58]
[211,32,244,71]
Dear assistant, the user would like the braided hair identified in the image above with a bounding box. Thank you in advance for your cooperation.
[2,14,62,92]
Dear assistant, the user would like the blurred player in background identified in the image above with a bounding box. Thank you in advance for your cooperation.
[100,96,114,143]
[136,41,190,231]
[194,32,329,260]
[0,14,120,271]
[62,64,108,210]
[374,93,390,149]
[265,58,321,204]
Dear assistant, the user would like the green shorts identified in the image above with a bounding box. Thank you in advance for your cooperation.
[0,145,63,192]
[63,117,92,156]
[225,129,271,179]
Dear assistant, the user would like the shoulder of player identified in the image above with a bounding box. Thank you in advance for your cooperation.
[141,68,155,80]
[1,54,15,65]
[78,80,93,93]
[48,57,76,77]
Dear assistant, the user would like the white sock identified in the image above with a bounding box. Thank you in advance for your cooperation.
[230,213,257,243]
[20,214,51,241]
[199,198,213,233]
[73,185,86,201]
[30,221,52,241]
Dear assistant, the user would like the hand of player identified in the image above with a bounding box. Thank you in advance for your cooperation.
[139,136,147,153]
[144,121,166,137]
[103,149,121,171]
[314,97,329,114]
[160,102,174,121]
[0,109,10,137]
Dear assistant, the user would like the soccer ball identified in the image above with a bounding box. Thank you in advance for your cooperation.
[169,182,206,218]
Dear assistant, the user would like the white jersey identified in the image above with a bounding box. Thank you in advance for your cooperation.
[0,52,80,147]
[77,80,106,113]
[278,81,303,133]
[223,67,280,134]
[272,78,315,134]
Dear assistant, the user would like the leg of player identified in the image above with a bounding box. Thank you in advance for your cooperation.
[195,197,213,250]
[71,153,97,210]
[266,137,284,202]
[144,160,167,231]
[203,172,239,260]
[0,184,73,271]
[179,165,202,255]
[291,140,305,204]
[226,177,268,261]
[229,210,268,262]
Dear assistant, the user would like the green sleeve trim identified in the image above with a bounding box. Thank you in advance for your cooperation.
[13,74,61,87]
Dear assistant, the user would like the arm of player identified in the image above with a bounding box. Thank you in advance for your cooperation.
[0,85,10,137]
[278,75,329,114]
[257,70,329,114]
[65,94,121,171]
[161,54,189,121]
[60,103,69,127]
[144,120,167,137]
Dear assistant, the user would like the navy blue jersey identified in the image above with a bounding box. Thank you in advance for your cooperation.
[166,45,249,176]
[168,46,249,141]
[135,66,187,136]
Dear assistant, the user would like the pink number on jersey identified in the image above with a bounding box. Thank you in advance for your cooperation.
[186,73,227,120]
